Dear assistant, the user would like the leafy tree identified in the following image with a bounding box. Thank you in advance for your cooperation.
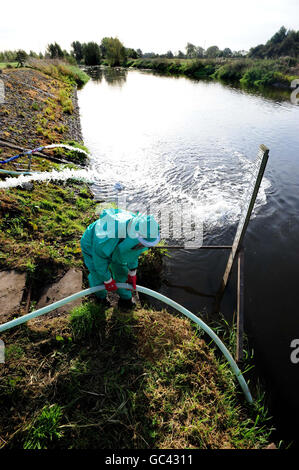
[268,26,287,45]
[177,50,185,59]
[249,26,299,58]
[101,37,126,66]
[100,38,109,58]
[195,46,205,58]
[71,41,84,63]
[143,52,158,58]
[222,47,232,58]
[83,42,101,65]
[205,45,220,58]
[234,50,248,57]
[277,31,299,57]
[16,50,27,67]
[248,44,265,58]
[136,48,143,58]
[0,50,16,62]
[166,50,174,58]
[29,50,38,58]
[47,42,64,59]
[126,48,138,59]
[186,43,196,58]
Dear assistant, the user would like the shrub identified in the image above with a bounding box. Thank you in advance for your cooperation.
[58,89,74,114]
[240,67,281,87]
[213,60,248,81]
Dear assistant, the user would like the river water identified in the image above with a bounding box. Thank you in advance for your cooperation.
[78,66,299,445]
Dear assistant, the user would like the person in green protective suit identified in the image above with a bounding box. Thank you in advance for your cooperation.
[80,208,160,310]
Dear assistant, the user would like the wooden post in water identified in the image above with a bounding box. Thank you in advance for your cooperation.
[236,247,244,362]
[215,144,270,309]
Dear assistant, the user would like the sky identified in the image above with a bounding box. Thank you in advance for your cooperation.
[1,0,299,54]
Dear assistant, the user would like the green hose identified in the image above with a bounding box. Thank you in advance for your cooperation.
[0,169,36,175]
[0,283,253,403]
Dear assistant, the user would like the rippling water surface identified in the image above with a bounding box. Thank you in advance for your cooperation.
[79,67,299,444]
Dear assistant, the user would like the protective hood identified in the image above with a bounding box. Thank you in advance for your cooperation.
[127,213,160,247]
[93,208,160,259]
[95,209,160,245]
[94,208,136,240]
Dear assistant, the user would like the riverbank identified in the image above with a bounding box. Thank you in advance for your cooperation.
[0,66,85,149]
[126,57,299,90]
[0,66,275,449]
[0,67,92,278]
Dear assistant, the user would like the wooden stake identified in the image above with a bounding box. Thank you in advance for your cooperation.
[236,248,244,362]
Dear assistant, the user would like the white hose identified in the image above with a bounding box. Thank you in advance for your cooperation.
[0,283,253,403]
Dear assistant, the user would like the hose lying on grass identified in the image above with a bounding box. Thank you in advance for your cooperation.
[0,143,89,165]
[0,168,36,175]
[0,283,253,403]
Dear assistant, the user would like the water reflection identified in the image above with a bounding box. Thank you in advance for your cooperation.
[83,66,127,87]
[131,67,292,104]
[231,82,291,104]
[83,66,103,83]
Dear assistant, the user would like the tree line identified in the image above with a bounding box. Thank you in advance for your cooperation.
[0,38,136,67]
[248,26,299,59]
[1,26,298,68]
[0,40,248,67]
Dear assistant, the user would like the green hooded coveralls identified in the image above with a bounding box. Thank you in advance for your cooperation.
[80,208,159,300]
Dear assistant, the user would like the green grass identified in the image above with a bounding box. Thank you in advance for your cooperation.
[0,180,97,282]
[0,62,17,69]
[61,64,90,87]
[70,302,107,340]
[57,89,74,114]
[28,58,90,87]
[23,404,63,449]
[0,303,274,449]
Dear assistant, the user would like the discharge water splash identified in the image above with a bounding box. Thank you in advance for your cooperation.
[89,148,271,233]
[43,144,89,155]
[0,143,89,165]
[0,144,94,188]
[0,142,271,234]
[0,167,96,189]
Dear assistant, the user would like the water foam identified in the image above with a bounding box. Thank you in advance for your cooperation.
[0,141,271,233]
[44,144,89,155]
[89,148,271,232]
[0,167,96,189]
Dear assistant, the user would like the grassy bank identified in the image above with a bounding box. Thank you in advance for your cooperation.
[27,59,90,88]
[0,66,94,299]
[0,59,89,88]
[0,180,95,288]
[0,68,84,148]
[0,302,273,449]
[127,57,299,89]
